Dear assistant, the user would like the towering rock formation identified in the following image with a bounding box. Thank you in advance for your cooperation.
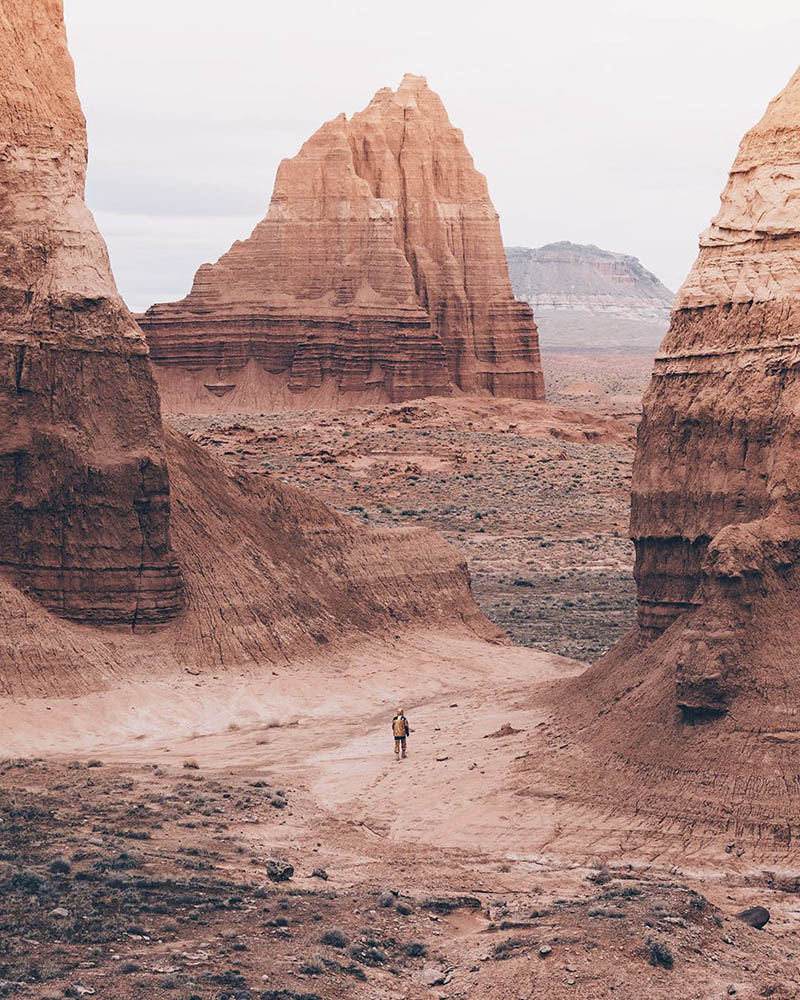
[0,1,494,696]
[507,242,673,322]
[545,70,800,846]
[632,65,800,665]
[139,75,544,411]
[568,65,800,739]
[0,0,183,624]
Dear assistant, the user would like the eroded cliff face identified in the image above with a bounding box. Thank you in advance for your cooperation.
[626,65,800,717]
[139,74,544,411]
[0,4,494,693]
[0,0,184,624]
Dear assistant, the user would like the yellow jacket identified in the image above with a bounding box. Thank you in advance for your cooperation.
[392,715,410,738]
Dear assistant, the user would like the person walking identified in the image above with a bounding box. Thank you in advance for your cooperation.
[392,708,410,760]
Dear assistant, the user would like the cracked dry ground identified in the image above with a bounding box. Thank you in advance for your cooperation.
[173,392,638,662]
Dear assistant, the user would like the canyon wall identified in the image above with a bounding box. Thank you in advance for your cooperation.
[0,0,184,624]
[139,75,544,411]
[0,1,494,695]
[571,65,800,740]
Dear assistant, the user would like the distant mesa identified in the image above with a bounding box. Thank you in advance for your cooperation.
[507,242,673,353]
[507,242,674,322]
[138,73,545,412]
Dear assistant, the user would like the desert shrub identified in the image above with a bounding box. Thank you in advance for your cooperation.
[300,955,325,976]
[405,941,427,958]
[646,938,674,969]
[48,860,71,875]
[588,906,626,918]
[321,928,348,949]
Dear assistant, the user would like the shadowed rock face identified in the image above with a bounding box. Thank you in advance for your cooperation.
[139,74,544,411]
[0,0,184,624]
[629,65,800,713]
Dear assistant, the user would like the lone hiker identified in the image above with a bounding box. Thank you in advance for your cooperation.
[392,708,410,760]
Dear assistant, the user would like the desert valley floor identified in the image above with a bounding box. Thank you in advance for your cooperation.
[2,352,798,1000]
[3,631,799,999]
[174,349,652,662]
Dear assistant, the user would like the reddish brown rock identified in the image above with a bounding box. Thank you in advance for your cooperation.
[631,66,800,658]
[0,2,495,694]
[138,74,544,411]
[563,66,800,758]
[0,0,183,624]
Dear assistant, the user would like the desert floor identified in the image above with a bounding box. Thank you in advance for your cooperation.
[172,350,649,662]
[1,631,797,999]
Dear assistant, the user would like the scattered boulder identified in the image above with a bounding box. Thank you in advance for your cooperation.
[265,859,294,883]
[736,906,770,929]
[421,964,451,987]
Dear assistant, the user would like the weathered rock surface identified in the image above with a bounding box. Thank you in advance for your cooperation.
[560,66,800,775]
[139,75,544,411]
[632,67,800,658]
[0,2,496,693]
[0,0,183,624]
[507,242,673,321]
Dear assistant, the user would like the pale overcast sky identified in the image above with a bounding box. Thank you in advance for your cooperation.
[64,0,800,312]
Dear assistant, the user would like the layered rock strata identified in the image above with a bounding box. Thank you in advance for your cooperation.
[139,74,544,411]
[506,242,673,321]
[572,65,800,735]
[541,69,800,840]
[0,0,183,624]
[0,1,494,694]
[632,66,800,656]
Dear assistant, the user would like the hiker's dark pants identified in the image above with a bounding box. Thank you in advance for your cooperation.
[394,737,407,756]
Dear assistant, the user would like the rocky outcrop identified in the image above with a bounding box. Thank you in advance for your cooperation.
[0,0,183,624]
[139,75,544,411]
[563,65,800,749]
[0,2,495,695]
[506,242,673,322]
[631,67,800,655]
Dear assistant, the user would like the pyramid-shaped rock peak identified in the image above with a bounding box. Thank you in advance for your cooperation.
[0,0,184,624]
[139,75,544,411]
[625,63,800,720]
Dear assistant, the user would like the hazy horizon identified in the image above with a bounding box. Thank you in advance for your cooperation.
[64,0,800,312]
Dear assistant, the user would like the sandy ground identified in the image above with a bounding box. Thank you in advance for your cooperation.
[2,632,799,998]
